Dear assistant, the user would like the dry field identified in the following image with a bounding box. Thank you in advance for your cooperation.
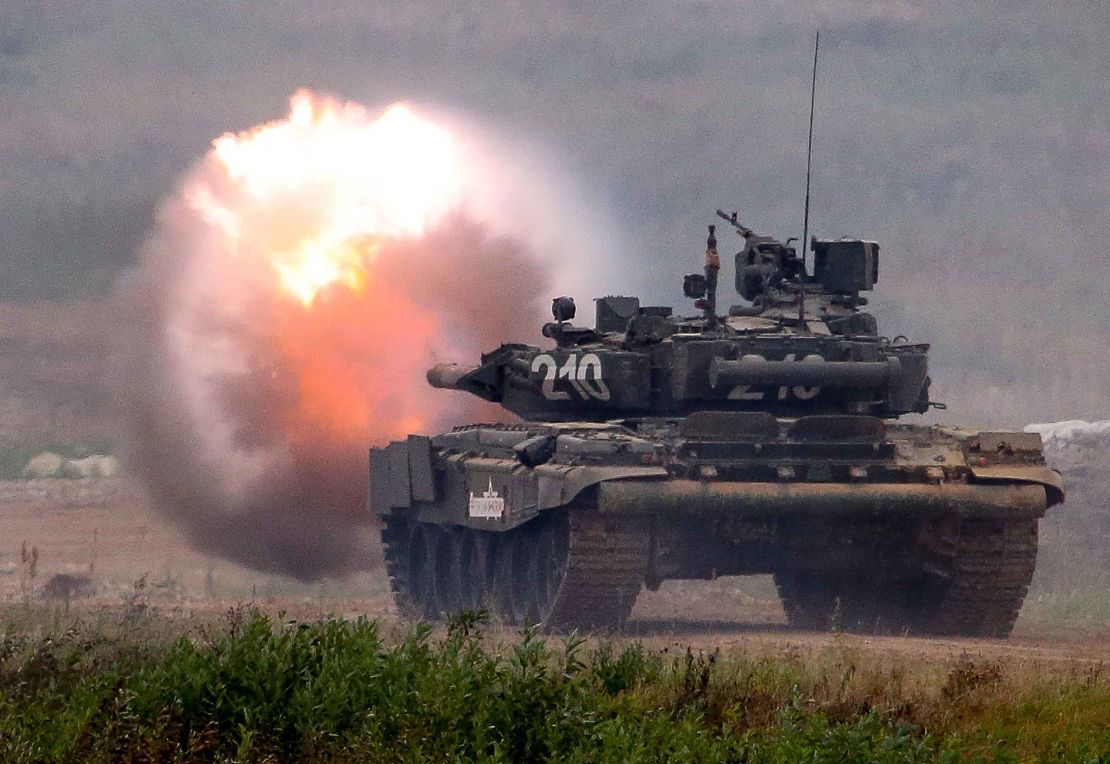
[0,477,394,621]
[2,475,1107,672]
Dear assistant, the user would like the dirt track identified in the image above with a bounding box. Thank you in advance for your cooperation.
[1,477,1106,668]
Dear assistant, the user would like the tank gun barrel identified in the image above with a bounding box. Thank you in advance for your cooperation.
[427,363,479,390]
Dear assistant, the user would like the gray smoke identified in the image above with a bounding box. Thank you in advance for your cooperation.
[1023,420,1110,619]
[122,208,549,579]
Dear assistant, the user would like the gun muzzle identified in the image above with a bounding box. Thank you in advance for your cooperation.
[426,363,479,389]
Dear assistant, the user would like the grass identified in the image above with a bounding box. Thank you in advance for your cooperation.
[0,608,1107,762]
[1023,568,1110,634]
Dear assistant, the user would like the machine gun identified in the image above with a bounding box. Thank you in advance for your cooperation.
[716,209,754,238]
[714,210,806,302]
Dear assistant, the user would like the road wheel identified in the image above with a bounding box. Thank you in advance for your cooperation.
[458,530,494,610]
[381,516,418,617]
[391,500,650,632]
[381,518,437,620]
[491,531,523,626]
[511,526,544,624]
[410,523,440,620]
[530,512,570,623]
[432,527,465,619]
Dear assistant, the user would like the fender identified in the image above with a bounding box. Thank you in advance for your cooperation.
[534,463,669,510]
[970,464,1065,507]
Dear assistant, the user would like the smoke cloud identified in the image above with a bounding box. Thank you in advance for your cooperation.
[121,92,593,578]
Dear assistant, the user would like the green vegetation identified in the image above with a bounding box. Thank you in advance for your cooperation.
[0,609,1106,762]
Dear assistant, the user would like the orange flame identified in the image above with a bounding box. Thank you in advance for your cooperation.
[179,91,469,443]
[189,91,461,308]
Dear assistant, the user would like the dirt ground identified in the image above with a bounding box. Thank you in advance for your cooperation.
[2,477,1106,669]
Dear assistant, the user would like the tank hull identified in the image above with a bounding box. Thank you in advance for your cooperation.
[371,416,1062,636]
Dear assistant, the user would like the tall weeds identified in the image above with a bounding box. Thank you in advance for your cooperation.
[0,610,1106,762]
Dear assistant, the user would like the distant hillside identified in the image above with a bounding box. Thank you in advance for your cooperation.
[0,300,114,440]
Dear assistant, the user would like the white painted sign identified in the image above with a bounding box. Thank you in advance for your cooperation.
[468,478,506,519]
[531,353,611,401]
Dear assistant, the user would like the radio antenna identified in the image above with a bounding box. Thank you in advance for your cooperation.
[799,30,820,323]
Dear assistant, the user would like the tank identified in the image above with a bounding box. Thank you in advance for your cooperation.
[370,210,1064,636]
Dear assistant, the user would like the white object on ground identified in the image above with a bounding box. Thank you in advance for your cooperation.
[62,455,121,479]
[22,451,63,479]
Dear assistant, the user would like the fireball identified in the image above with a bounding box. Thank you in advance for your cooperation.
[128,89,552,577]
[191,92,461,307]
[176,91,475,449]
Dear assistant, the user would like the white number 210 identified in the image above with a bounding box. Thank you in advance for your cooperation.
[531,353,611,401]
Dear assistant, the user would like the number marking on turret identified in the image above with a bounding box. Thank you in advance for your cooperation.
[533,353,611,401]
[726,353,824,401]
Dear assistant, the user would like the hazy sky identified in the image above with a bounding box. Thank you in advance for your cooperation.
[2,1,1107,423]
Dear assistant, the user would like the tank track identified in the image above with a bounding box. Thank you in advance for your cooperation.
[380,517,421,618]
[544,509,651,630]
[774,517,1039,638]
[380,502,651,631]
[918,517,1039,638]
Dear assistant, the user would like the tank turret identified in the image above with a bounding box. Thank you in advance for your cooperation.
[428,213,931,421]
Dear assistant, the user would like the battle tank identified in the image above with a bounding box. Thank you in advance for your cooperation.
[370,211,1064,636]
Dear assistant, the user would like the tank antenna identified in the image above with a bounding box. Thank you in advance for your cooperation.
[799,30,820,324]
